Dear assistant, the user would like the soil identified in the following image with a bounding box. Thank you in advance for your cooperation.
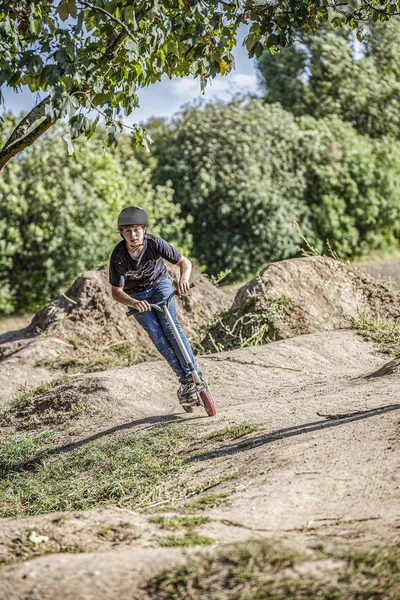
[0,265,231,404]
[0,255,399,599]
[0,329,399,599]
[217,256,400,344]
[358,255,400,289]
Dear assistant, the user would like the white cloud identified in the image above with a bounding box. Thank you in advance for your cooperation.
[170,72,259,103]
[171,78,199,96]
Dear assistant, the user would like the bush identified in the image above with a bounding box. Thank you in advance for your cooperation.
[153,99,312,280]
[0,122,188,315]
[298,116,400,257]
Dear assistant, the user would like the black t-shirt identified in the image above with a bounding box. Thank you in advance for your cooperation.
[109,233,182,294]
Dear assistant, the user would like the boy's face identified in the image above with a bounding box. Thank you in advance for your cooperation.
[119,224,146,248]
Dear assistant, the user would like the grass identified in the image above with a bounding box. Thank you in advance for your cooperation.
[350,312,400,356]
[195,292,292,353]
[1,529,83,566]
[158,532,213,548]
[36,339,143,374]
[5,378,68,411]
[183,493,230,512]
[147,539,400,599]
[0,424,192,518]
[207,422,260,442]
[149,515,210,529]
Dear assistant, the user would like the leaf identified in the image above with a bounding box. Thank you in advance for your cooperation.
[69,114,91,139]
[86,115,100,140]
[57,0,77,21]
[219,59,229,75]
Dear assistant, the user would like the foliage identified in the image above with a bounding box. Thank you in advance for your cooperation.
[297,115,400,257]
[350,311,400,356]
[257,19,400,138]
[0,116,187,315]
[0,0,398,168]
[153,99,313,280]
[196,292,292,353]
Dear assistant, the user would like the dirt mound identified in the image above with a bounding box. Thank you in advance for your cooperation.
[0,265,231,404]
[201,256,400,351]
[358,255,400,289]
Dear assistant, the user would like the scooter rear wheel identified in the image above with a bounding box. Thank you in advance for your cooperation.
[200,389,216,417]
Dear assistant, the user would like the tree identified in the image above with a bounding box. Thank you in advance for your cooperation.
[152,100,400,278]
[0,119,187,315]
[297,115,400,256]
[153,99,312,280]
[0,0,398,170]
[257,18,400,138]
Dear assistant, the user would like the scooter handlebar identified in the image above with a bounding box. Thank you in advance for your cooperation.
[126,282,195,317]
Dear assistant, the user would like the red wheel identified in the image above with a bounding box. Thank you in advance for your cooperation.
[200,389,216,417]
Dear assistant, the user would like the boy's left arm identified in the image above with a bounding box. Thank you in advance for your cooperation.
[176,255,192,295]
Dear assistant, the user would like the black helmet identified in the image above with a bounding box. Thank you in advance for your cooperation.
[117,206,149,228]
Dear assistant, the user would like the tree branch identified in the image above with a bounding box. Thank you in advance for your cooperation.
[5,96,50,148]
[362,0,399,15]
[77,0,138,44]
[0,113,53,170]
[0,2,153,170]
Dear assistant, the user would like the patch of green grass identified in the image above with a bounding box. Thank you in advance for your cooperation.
[36,340,143,374]
[208,422,260,442]
[147,539,400,599]
[0,424,191,518]
[350,312,400,356]
[150,515,210,530]
[184,493,230,512]
[158,531,213,548]
[0,429,56,477]
[7,379,68,410]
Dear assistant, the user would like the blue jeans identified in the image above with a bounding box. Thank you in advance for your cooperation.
[130,278,202,383]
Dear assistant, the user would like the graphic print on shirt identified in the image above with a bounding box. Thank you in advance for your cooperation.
[125,259,158,281]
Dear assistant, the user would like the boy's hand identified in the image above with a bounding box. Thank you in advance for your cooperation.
[177,280,190,296]
[132,300,151,312]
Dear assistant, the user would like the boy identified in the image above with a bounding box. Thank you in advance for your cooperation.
[109,205,202,409]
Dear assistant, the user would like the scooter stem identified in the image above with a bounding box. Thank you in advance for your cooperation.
[163,305,202,385]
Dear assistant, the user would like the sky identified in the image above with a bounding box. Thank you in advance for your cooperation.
[0,25,262,126]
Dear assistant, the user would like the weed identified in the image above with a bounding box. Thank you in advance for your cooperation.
[0,424,192,518]
[350,312,400,356]
[149,515,210,530]
[147,539,400,599]
[208,423,260,442]
[158,532,213,547]
[195,293,292,354]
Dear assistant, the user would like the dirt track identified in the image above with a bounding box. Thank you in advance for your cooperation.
[1,329,399,599]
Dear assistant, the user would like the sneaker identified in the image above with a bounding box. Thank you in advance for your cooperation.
[177,381,198,412]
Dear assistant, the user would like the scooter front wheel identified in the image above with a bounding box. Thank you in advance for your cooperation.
[200,389,216,417]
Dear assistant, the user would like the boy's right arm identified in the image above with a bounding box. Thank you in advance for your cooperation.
[111,286,151,312]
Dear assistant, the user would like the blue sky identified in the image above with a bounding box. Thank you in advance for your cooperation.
[1,25,262,126]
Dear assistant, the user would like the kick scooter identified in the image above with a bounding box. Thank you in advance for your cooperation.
[126,283,216,417]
